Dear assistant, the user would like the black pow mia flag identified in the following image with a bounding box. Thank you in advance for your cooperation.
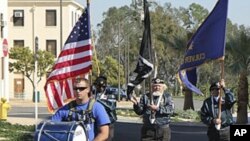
[127,1,154,100]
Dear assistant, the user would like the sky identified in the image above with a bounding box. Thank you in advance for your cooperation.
[84,0,250,29]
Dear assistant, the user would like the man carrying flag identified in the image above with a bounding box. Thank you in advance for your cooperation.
[129,1,174,141]
[42,2,110,141]
[178,0,236,140]
[200,79,235,141]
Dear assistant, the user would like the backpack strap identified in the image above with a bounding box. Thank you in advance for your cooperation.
[87,98,96,112]
[67,100,77,121]
[84,98,96,123]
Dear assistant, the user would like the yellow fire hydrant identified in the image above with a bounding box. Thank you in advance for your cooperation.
[0,98,11,121]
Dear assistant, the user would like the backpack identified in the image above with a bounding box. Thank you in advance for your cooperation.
[66,98,96,123]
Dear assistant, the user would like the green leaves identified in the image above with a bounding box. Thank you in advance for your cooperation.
[9,47,54,87]
[9,47,34,75]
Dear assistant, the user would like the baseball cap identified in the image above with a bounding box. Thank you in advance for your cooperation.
[210,82,220,91]
[152,78,164,84]
[94,76,107,87]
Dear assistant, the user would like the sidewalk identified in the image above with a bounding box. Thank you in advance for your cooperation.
[8,99,133,108]
[6,100,136,126]
[5,99,250,126]
[8,99,47,107]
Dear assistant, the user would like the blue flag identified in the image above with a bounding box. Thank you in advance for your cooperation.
[179,69,203,95]
[127,1,154,100]
[179,0,228,95]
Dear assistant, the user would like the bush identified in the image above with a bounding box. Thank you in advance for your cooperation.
[116,109,137,117]
[0,121,34,141]
[173,109,201,122]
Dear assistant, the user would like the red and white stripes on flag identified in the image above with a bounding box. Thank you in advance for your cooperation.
[45,79,75,111]
[44,5,92,112]
[47,40,92,82]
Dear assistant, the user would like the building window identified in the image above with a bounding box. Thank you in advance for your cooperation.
[46,10,57,26]
[46,40,57,57]
[13,40,24,47]
[13,10,24,26]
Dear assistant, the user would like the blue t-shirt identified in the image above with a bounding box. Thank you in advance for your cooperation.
[51,100,110,141]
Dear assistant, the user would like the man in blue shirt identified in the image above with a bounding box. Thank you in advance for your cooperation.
[51,78,110,141]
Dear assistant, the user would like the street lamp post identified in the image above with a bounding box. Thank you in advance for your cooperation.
[117,16,129,101]
[34,36,38,130]
[118,21,121,101]
[126,36,130,88]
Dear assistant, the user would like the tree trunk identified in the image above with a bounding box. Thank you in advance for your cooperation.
[236,71,249,124]
[183,88,194,110]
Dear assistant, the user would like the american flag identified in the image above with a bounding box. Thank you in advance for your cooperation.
[44,5,92,112]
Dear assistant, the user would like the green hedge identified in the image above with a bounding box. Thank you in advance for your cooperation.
[0,121,34,141]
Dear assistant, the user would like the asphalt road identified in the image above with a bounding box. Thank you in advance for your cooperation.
[8,97,204,115]
[8,106,208,141]
[114,121,208,141]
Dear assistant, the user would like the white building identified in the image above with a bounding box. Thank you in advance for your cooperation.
[0,0,9,101]
[8,0,84,101]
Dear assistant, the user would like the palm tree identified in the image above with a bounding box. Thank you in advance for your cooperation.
[227,26,250,124]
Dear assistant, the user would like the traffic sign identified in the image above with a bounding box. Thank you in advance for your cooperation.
[2,38,8,57]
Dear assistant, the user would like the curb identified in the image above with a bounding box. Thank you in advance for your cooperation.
[171,122,206,127]
[117,116,206,127]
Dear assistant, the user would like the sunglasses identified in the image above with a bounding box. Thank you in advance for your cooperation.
[73,87,88,91]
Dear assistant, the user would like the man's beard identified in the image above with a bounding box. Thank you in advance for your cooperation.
[152,91,163,96]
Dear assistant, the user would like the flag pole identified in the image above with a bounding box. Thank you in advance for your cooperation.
[86,0,97,84]
[92,39,100,76]
[143,0,155,123]
[218,58,224,129]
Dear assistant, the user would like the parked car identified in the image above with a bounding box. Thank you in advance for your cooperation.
[107,87,127,101]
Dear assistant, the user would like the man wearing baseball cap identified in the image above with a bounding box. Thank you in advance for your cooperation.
[200,79,236,141]
[131,77,174,141]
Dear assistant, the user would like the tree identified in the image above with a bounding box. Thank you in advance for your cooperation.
[91,55,125,87]
[9,47,54,92]
[95,5,144,89]
[227,26,250,124]
[177,3,209,33]
[175,3,209,110]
